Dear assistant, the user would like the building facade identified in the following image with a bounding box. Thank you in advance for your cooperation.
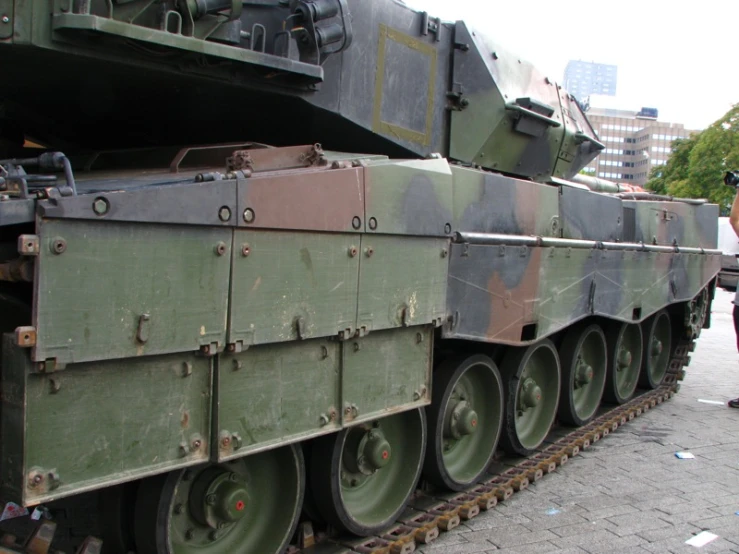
[563,60,617,100]
[582,107,699,187]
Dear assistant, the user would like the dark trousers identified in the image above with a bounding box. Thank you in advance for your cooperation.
[734,305,739,353]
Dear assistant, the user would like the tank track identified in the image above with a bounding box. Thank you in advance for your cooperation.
[289,334,694,554]
[0,330,697,554]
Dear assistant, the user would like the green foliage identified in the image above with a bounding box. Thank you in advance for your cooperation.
[645,104,739,214]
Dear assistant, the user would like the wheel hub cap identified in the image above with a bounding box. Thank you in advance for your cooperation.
[449,401,478,438]
[198,473,249,528]
[651,338,663,358]
[575,359,594,387]
[210,480,248,523]
[520,378,542,410]
[617,348,632,370]
[363,431,391,470]
[343,428,392,483]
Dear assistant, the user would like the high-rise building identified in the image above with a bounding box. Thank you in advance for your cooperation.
[563,60,617,100]
[582,106,699,187]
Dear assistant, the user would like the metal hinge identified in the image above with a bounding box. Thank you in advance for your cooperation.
[447,83,469,111]
[420,12,441,41]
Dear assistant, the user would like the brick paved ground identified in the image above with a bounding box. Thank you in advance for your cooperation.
[418,288,739,554]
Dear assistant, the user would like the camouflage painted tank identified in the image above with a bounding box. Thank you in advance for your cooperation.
[0,1,721,553]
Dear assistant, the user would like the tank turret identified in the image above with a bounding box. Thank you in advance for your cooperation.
[0,0,602,180]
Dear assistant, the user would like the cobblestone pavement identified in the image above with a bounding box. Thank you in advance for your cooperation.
[418,288,739,554]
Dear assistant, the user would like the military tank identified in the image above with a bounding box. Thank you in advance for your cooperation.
[0,0,721,552]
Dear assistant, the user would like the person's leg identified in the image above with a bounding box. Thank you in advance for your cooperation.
[731,305,739,408]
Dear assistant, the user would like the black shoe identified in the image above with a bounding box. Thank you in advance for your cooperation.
[729,398,739,408]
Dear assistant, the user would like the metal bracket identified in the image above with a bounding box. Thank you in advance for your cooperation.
[400,306,410,327]
[302,143,328,166]
[218,429,242,457]
[136,313,151,344]
[225,144,328,174]
[420,12,441,41]
[199,342,219,356]
[18,235,39,256]
[36,358,65,373]
[338,326,354,341]
[448,311,459,331]
[14,326,37,347]
[506,98,560,138]
[226,150,254,172]
[295,316,307,340]
[446,83,468,111]
[343,403,358,422]
[226,340,247,353]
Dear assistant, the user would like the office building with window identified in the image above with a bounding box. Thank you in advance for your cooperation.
[563,60,617,100]
[582,107,699,187]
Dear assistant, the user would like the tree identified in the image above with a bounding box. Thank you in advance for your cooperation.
[645,103,739,214]
[646,135,697,195]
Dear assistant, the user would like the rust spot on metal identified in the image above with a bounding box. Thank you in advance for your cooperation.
[229,144,327,173]
[227,150,254,171]
[181,411,190,429]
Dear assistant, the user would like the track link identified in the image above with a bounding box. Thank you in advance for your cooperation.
[291,332,694,554]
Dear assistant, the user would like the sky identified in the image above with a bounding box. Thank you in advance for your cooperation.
[401,0,738,130]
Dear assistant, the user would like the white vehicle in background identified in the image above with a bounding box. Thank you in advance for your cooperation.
[718,217,739,291]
